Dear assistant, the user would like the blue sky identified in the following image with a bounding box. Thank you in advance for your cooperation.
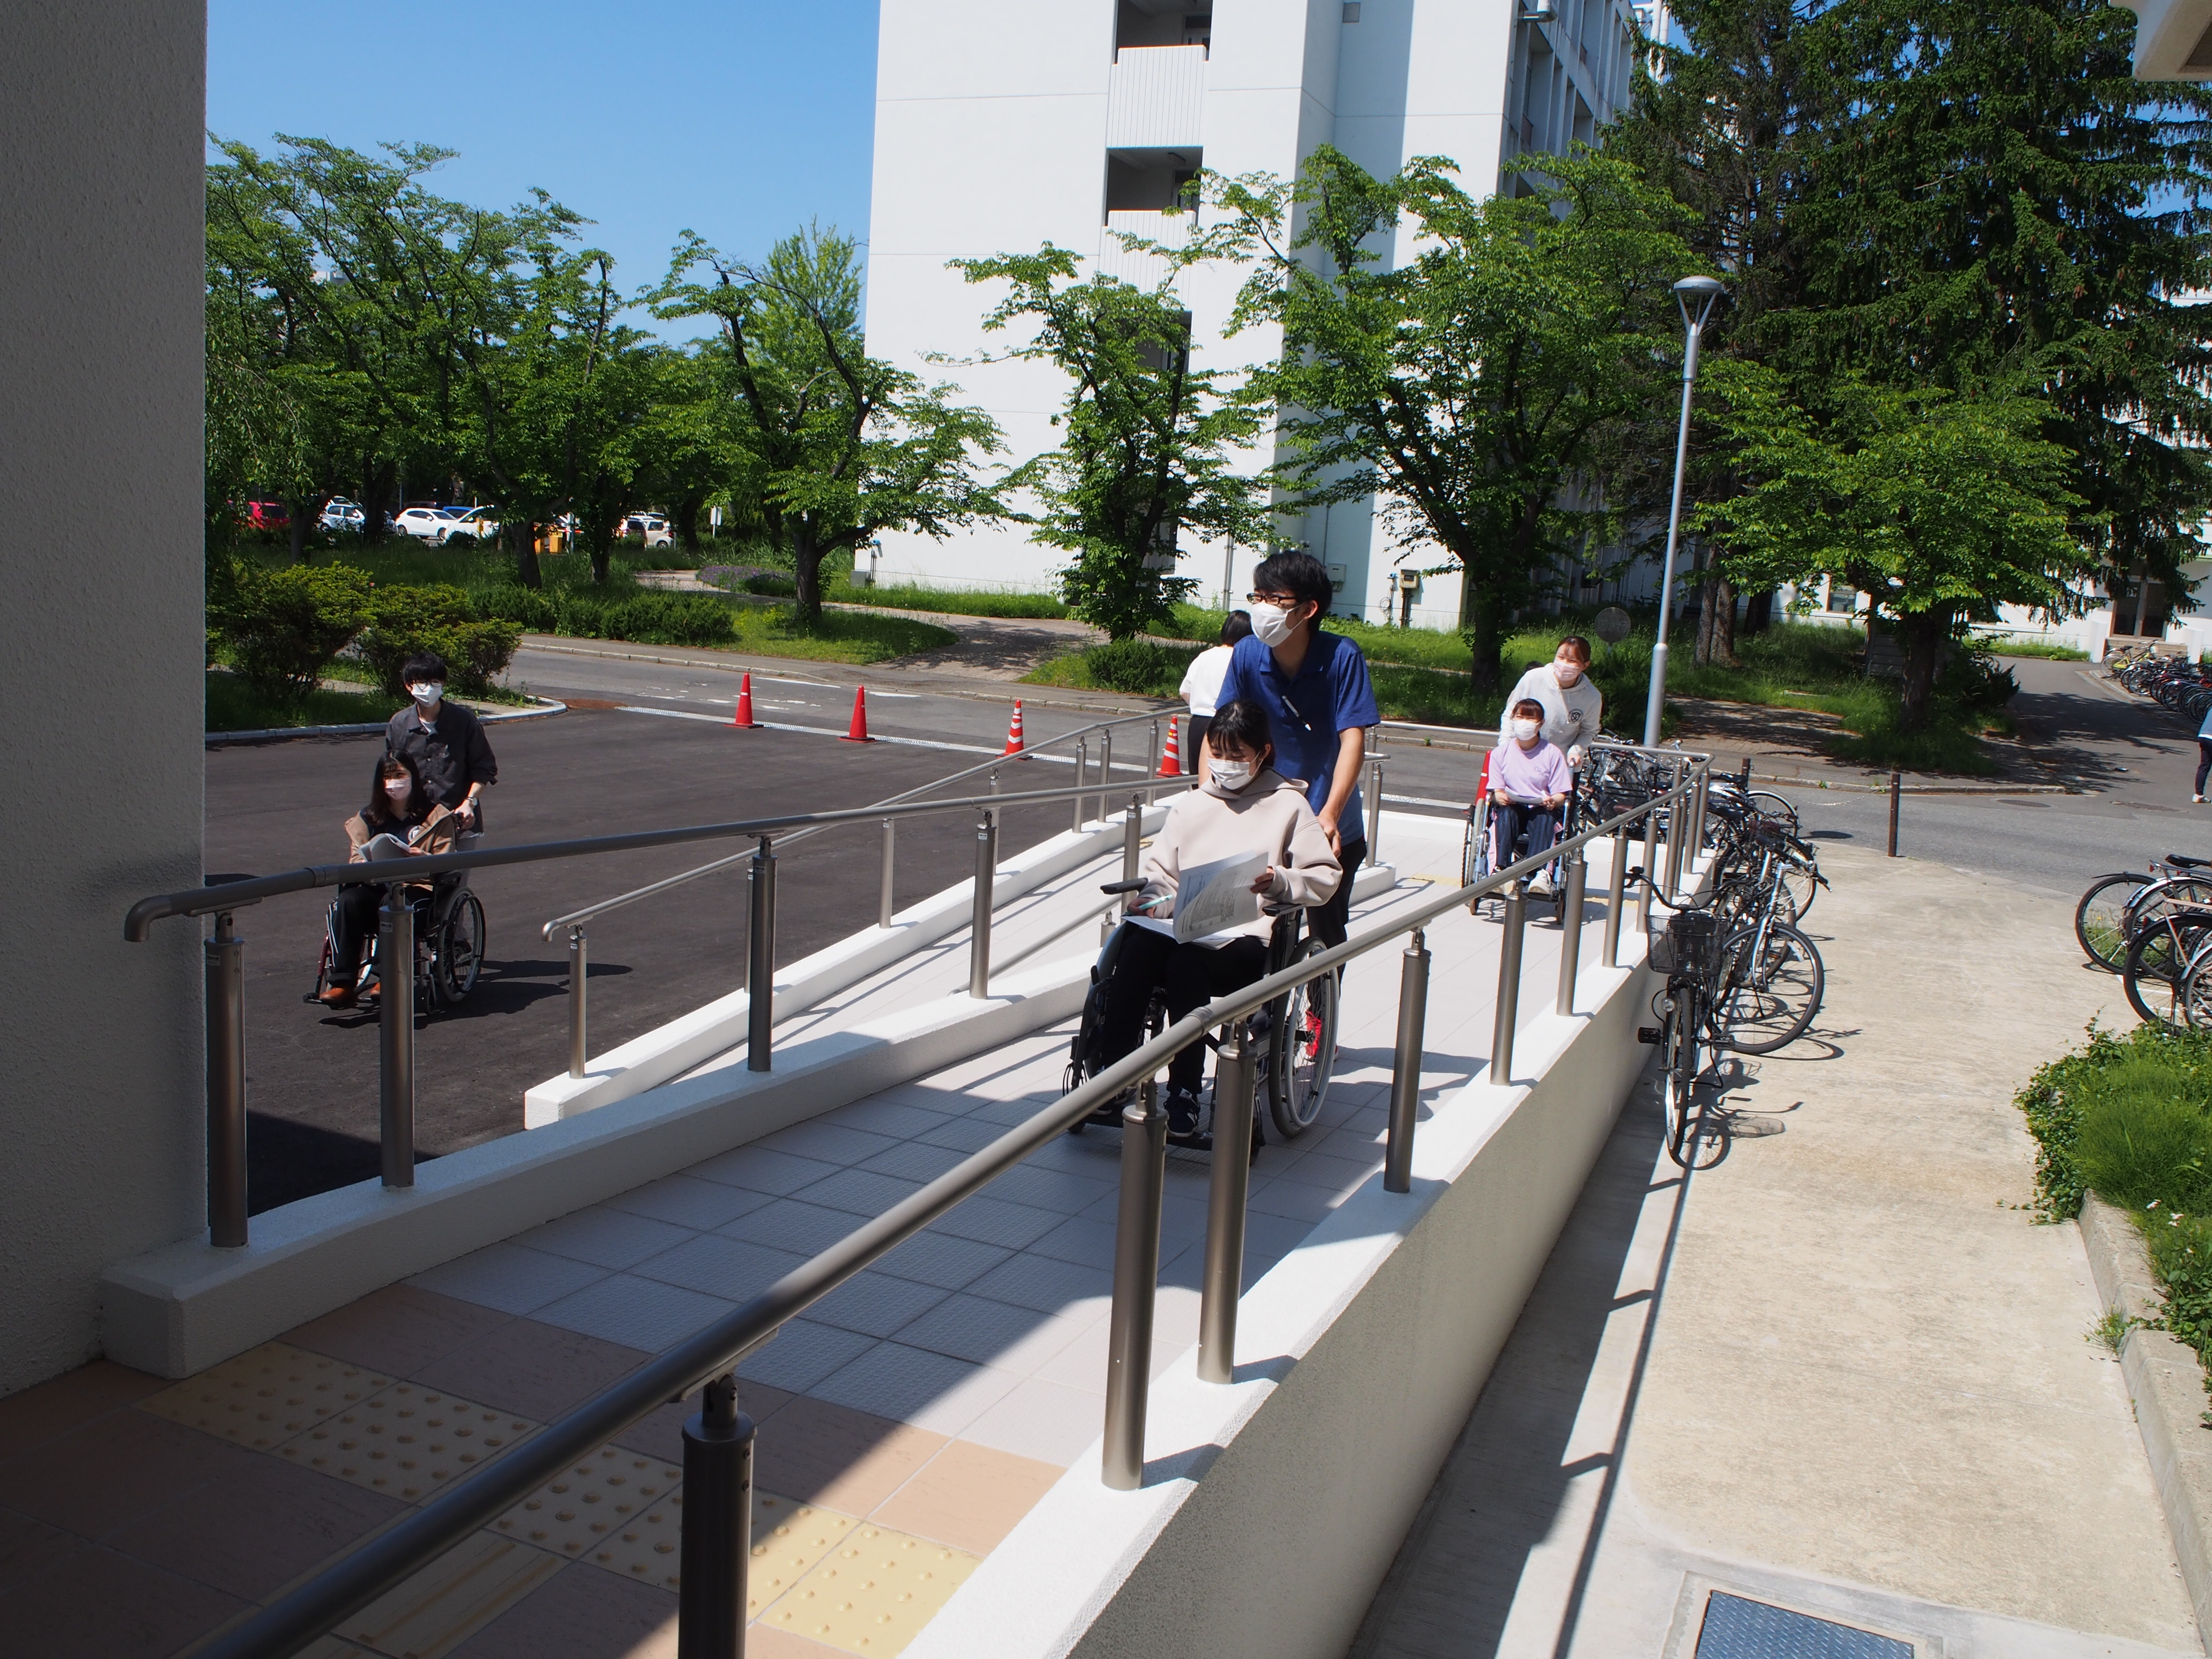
[206,0,881,340]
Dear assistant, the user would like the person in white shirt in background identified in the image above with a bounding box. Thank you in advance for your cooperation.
[1176,610,1252,773]
[1499,635,1603,767]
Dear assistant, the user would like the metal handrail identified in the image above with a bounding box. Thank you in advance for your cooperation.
[122,775,1190,941]
[184,746,1710,1659]
[540,706,1181,938]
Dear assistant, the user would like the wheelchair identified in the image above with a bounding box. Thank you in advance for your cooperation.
[1461,747,1577,916]
[1063,885,1340,1151]
[310,872,486,1012]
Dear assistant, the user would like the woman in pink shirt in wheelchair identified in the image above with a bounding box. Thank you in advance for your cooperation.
[1490,697,1574,898]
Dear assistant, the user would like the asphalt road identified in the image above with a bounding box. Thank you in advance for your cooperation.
[211,645,2197,1212]
[211,709,1077,1212]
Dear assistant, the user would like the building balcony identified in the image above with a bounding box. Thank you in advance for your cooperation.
[1097,208,1192,287]
[1106,42,1206,149]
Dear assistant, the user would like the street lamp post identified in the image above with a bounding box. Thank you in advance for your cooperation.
[1642,274,1729,748]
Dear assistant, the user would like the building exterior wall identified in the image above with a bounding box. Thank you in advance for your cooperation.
[865,0,1644,630]
[0,1,209,1395]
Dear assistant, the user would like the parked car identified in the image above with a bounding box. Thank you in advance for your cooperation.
[318,498,365,533]
[439,507,500,544]
[242,500,289,532]
[393,506,452,542]
[623,513,674,550]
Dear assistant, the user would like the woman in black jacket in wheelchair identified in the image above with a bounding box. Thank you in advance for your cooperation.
[317,754,457,1007]
[1092,700,1343,1135]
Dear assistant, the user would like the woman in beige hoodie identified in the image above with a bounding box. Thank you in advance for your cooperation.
[1095,700,1343,1132]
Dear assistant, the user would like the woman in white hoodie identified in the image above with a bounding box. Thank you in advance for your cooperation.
[1094,700,1343,1133]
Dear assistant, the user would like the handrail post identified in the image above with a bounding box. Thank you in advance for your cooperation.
[1103,1089,1168,1487]
[747,838,776,1072]
[1636,803,1661,934]
[567,925,588,1080]
[1664,762,1688,900]
[1147,718,1160,778]
[1555,850,1587,1016]
[1073,741,1088,832]
[677,1370,754,1659]
[378,884,415,1189]
[1121,793,1142,903]
[206,912,248,1247]
[1383,927,1431,1193]
[1366,752,1383,866]
[1492,888,1527,1084]
[1604,826,1630,967]
[878,817,895,929]
[969,811,998,998]
[1101,731,1113,826]
[1197,1025,1257,1383]
[1685,763,1707,866]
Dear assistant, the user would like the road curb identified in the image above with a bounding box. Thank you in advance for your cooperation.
[206,696,565,749]
[2078,1191,2212,1638]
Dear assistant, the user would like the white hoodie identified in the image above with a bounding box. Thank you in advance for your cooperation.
[1137,770,1343,942]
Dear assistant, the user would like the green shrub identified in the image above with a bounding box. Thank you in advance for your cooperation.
[828,580,1070,619]
[212,560,372,704]
[2018,1022,2212,1220]
[477,584,737,649]
[1084,638,1191,694]
[355,584,522,697]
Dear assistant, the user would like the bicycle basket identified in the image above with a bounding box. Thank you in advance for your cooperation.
[1649,910,1721,978]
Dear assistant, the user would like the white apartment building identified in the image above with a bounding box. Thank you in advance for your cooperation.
[863,0,1655,629]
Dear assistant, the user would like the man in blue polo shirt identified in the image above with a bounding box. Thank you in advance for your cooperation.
[1207,550,1379,947]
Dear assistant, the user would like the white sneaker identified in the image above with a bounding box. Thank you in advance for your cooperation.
[1528,871,1555,898]
[2197,793,2205,804]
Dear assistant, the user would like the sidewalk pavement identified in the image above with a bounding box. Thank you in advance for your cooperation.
[1352,844,2200,1657]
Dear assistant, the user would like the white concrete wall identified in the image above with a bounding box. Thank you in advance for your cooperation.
[0,1,209,1395]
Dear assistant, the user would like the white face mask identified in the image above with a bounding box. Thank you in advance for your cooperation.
[1208,757,1256,792]
[1553,659,1583,685]
[384,779,413,800]
[1511,719,1540,742]
[1248,602,1298,648]
[409,682,444,707]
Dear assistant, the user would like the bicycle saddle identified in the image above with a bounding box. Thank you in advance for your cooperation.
[2168,854,2212,869]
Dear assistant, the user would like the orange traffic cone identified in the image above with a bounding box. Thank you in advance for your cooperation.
[1156,717,1182,776]
[1001,700,1025,756]
[842,685,875,743]
[732,671,759,729]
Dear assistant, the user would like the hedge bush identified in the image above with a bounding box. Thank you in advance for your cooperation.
[355,584,521,698]
[211,560,373,704]
[478,584,737,649]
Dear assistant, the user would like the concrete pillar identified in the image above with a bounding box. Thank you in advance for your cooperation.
[0,1,208,1395]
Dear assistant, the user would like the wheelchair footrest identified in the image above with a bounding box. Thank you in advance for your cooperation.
[1636,1026,1663,1045]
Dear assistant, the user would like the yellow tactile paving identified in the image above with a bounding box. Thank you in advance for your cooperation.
[490,1446,683,1560]
[136,1342,393,1451]
[276,1382,537,1502]
[760,1523,980,1657]
[339,1531,563,1659]
[746,1491,858,1615]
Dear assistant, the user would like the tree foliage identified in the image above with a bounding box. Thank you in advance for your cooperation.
[950,247,1268,639]
[1202,146,1697,688]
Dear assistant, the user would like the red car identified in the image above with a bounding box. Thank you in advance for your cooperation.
[242,500,290,531]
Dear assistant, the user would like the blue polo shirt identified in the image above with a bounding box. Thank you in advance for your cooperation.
[1215,629,1381,837]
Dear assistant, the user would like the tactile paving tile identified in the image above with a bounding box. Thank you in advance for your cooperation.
[761,1522,980,1656]
[137,1342,393,1450]
[490,1446,683,1559]
[276,1383,536,1502]
[1696,1592,1915,1658]
[565,1485,853,1605]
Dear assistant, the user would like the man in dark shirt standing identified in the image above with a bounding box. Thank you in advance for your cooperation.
[384,652,497,831]
[1209,551,1379,949]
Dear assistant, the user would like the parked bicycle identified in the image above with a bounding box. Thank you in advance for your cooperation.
[2075,855,2212,973]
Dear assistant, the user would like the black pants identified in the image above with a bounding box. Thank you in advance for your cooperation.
[1186,715,1212,773]
[1493,802,1560,873]
[2197,740,2212,796]
[1310,838,1366,949]
[1095,925,1270,1093]
[329,885,386,977]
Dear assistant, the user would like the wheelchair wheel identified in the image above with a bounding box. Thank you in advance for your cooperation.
[1267,939,1339,1139]
[431,893,485,1007]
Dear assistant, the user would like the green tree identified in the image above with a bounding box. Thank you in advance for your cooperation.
[1694,369,2089,730]
[656,225,1005,622]
[1204,146,1697,689]
[949,247,1268,639]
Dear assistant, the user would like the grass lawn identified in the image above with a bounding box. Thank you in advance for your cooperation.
[246,542,955,666]
[206,671,406,733]
[825,580,1070,619]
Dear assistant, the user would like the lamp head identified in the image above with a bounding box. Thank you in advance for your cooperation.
[1673,274,1727,331]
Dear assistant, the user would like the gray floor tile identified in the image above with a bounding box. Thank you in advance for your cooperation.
[757,1119,902,1166]
[791,1167,924,1219]
[688,1145,842,1196]
[515,1206,696,1272]
[632,1233,808,1301]
[1027,1217,1119,1270]
[893,1295,1090,1370]
[823,1099,955,1138]
[717,1198,868,1257]
[533,1274,734,1352]
[874,1231,1013,1291]
[929,1195,1065,1250]
[805,1271,951,1339]
[809,1341,1019,1434]
[963,1252,1114,1315]
[858,1141,972,1182]
[985,1164,1114,1214]
[602,1174,773,1232]
[736,1319,878,1395]
[409,1242,608,1316]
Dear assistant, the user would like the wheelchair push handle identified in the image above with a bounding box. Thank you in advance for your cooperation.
[1100,878,1147,895]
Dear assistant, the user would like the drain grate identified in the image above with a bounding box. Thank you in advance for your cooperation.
[1695,1592,1914,1658]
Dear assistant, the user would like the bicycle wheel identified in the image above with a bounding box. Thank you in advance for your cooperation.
[2180,943,2212,1030]
[2125,918,2212,1027]
[1776,859,1819,924]
[1660,997,1698,1166]
[1745,791,1799,832]
[432,893,485,1006]
[1268,941,1339,1140]
[1714,922,1825,1053]
[2075,873,2153,972]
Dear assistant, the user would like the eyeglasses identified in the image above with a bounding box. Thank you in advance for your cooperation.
[1247,591,1302,607]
